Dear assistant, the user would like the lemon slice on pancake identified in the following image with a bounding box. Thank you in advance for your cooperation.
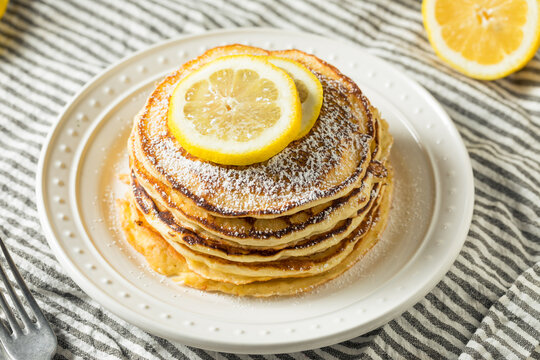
[268,56,323,139]
[168,55,301,166]
[423,0,540,80]
[0,0,8,19]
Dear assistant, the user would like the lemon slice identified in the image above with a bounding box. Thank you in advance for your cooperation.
[168,55,301,166]
[423,0,540,80]
[268,56,323,139]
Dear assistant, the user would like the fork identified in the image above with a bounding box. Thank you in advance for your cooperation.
[0,237,56,360]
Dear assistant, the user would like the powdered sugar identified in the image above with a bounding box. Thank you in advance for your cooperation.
[139,75,373,215]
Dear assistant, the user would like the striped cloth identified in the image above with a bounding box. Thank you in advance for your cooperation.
[0,0,539,358]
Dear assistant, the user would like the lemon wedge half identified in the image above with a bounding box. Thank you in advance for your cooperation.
[0,0,8,19]
[423,0,540,80]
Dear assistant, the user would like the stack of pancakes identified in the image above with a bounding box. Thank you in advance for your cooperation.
[118,45,393,297]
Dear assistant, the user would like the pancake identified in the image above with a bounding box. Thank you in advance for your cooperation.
[132,44,378,218]
[129,177,391,285]
[116,172,392,297]
[130,136,389,247]
[117,44,394,297]
[129,109,391,245]
[131,171,387,261]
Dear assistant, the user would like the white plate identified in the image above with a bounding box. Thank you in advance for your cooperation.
[36,28,474,354]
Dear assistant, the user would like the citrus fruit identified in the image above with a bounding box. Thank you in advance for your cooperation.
[0,0,8,19]
[168,55,301,166]
[423,0,540,80]
[268,56,323,139]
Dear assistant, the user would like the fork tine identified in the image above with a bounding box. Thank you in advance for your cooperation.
[0,277,22,335]
[0,314,10,339]
[0,239,37,328]
[0,261,33,331]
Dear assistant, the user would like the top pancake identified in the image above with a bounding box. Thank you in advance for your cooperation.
[129,115,390,244]
[134,45,377,217]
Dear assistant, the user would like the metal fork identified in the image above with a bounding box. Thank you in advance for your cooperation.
[0,237,56,360]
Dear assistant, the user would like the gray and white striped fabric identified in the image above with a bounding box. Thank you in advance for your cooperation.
[1,0,539,359]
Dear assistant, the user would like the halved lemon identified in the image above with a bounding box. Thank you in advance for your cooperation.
[423,0,540,80]
[268,56,323,139]
[0,0,8,19]
[168,55,301,166]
